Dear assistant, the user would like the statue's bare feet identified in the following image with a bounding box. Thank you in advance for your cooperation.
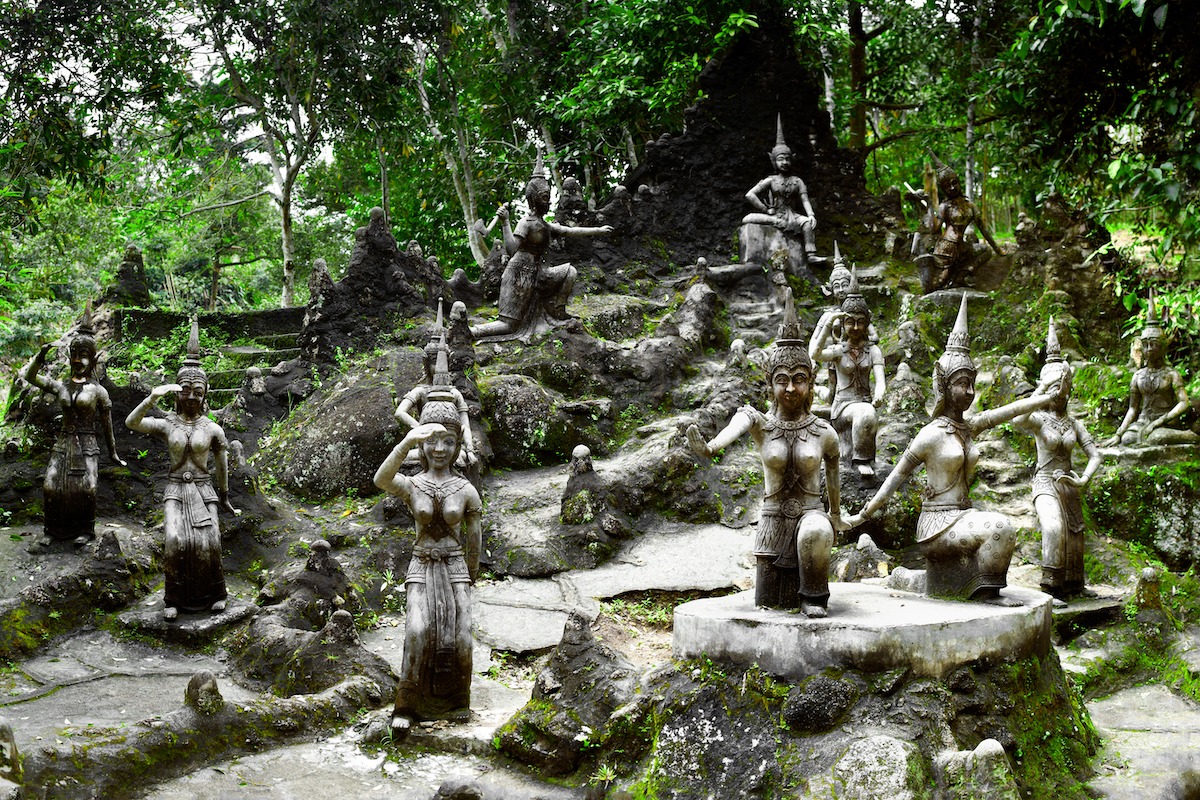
[978,591,1022,608]
[449,708,470,723]
[163,606,178,621]
[390,713,413,740]
[855,463,875,478]
[211,600,226,613]
[801,602,827,619]
[73,534,93,547]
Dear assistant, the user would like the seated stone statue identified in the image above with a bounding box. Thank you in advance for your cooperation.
[812,268,885,477]
[1012,319,1102,600]
[21,303,126,551]
[125,320,239,621]
[1105,293,1197,446]
[917,152,1003,294]
[843,294,1061,603]
[740,114,824,278]
[470,153,612,342]
[687,288,840,617]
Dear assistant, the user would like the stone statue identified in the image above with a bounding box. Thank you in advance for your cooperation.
[397,303,476,470]
[1105,292,1197,446]
[125,319,238,621]
[21,304,126,551]
[1012,319,1102,600]
[686,288,840,617]
[843,294,1061,603]
[742,115,824,268]
[812,268,885,477]
[470,153,613,342]
[808,245,878,363]
[555,176,588,226]
[373,388,483,737]
[917,152,1002,294]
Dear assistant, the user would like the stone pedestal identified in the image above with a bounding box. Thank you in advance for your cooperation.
[118,593,256,646]
[672,583,1052,679]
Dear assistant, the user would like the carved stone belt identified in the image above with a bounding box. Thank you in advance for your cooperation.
[414,545,463,563]
[922,499,973,511]
[766,497,822,519]
[168,471,208,483]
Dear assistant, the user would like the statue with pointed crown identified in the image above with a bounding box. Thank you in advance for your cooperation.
[470,151,613,342]
[916,151,1003,294]
[126,319,238,621]
[843,294,1063,603]
[812,266,886,478]
[740,114,825,280]
[1104,292,1197,447]
[374,360,483,737]
[1011,318,1103,600]
[21,301,126,551]
[686,288,840,616]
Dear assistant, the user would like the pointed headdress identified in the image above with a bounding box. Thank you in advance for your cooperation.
[935,292,974,380]
[840,266,870,320]
[765,287,812,377]
[176,318,208,388]
[928,149,959,191]
[70,300,98,358]
[1140,290,1164,340]
[1039,316,1073,385]
[769,113,792,161]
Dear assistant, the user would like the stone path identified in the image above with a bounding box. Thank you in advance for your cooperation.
[1085,684,1200,799]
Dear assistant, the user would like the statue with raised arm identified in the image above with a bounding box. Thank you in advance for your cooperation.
[813,268,885,477]
[21,303,125,551]
[843,294,1061,603]
[741,114,825,273]
[375,389,483,737]
[470,153,613,342]
[917,152,1003,294]
[125,320,237,621]
[1013,319,1103,600]
[1105,292,1197,447]
[686,288,839,617]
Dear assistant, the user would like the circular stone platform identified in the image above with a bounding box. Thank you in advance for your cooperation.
[672,583,1052,680]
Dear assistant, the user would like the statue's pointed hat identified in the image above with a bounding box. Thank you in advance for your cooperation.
[766,287,812,375]
[1141,290,1164,339]
[176,317,207,387]
[928,148,958,184]
[1045,316,1063,363]
[935,292,974,377]
[770,113,792,159]
[532,150,547,181]
[840,265,870,319]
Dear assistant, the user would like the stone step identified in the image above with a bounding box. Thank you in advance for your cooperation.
[250,332,302,350]
[218,346,302,369]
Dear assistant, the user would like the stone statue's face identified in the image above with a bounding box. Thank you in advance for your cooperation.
[1142,337,1163,366]
[423,429,459,470]
[774,151,792,174]
[69,346,93,378]
[844,313,869,343]
[830,275,851,300]
[176,379,207,417]
[942,174,962,197]
[772,366,811,415]
[946,370,976,413]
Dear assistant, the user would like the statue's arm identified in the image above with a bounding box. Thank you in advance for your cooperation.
[96,387,125,465]
[798,178,816,219]
[549,220,613,238]
[973,205,1003,253]
[969,390,1055,435]
[211,425,237,513]
[1111,378,1142,440]
[395,388,423,430]
[808,311,834,360]
[125,386,174,437]
[823,428,840,521]
[454,390,476,464]
[744,178,772,212]
[871,347,886,405]
[1077,419,1103,485]
[1155,371,1190,428]
[464,488,483,583]
[686,409,754,460]
[850,437,925,523]
[21,343,58,394]
[500,206,518,255]
[374,425,440,500]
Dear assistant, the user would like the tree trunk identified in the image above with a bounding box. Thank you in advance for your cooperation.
[209,254,220,311]
[964,0,982,199]
[376,128,390,226]
[819,43,837,121]
[848,1,867,150]
[279,180,296,308]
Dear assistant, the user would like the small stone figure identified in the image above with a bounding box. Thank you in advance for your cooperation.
[813,268,885,477]
[843,294,1061,603]
[21,304,126,550]
[374,391,483,737]
[739,112,825,271]
[1012,319,1102,600]
[555,176,588,225]
[917,152,1003,294]
[807,246,877,363]
[1105,292,1197,446]
[396,305,476,470]
[470,153,613,342]
[126,319,238,621]
[687,288,840,617]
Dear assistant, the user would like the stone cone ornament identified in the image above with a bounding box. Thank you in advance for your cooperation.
[840,266,870,318]
[1141,290,1164,340]
[176,318,207,387]
[928,148,957,184]
[78,299,96,338]
[936,292,974,377]
[770,113,792,160]
[833,241,844,268]
[767,287,812,374]
[1045,317,1063,363]
[532,150,546,181]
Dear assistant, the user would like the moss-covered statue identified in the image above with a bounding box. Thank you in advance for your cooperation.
[374,372,483,737]
[1012,319,1102,600]
[125,319,237,621]
[1104,293,1197,447]
[812,267,885,478]
[470,153,613,342]
[686,288,840,617]
[916,152,1002,294]
[740,114,825,280]
[843,294,1062,603]
[21,303,126,551]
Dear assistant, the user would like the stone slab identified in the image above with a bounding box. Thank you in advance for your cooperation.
[672,584,1052,680]
[1087,684,1200,799]
[117,594,257,646]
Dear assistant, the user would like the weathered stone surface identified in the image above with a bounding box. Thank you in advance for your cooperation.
[826,735,923,800]
[672,584,1052,679]
[782,674,858,733]
[571,294,654,341]
[935,738,1020,800]
[117,595,257,646]
[1087,684,1200,800]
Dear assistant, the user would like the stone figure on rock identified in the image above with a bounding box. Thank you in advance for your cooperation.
[1012,319,1102,600]
[22,304,126,551]
[687,288,840,617]
[842,294,1063,603]
[1105,292,1197,446]
[916,152,1003,294]
[739,114,825,292]
[374,387,483,737]
[812,267,885,478]
[125,319,238,621]
[470,153,613,342]
[396,316,477,473]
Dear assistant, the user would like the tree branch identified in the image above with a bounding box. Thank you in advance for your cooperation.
[860,116,1001,155]
[180,190,271,218]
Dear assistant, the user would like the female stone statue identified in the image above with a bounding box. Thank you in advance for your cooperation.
[918,152,1002,293]
[470,153,612,341]
[1105,293,1196,446]
[687,289,840,617]
[374,391,482,736]
[742,114,823,266]
[843,294,1061,603]
[813,268,885,477]
[22,305,126,551]
[1013,319,1102,599]
[126,320,236,621]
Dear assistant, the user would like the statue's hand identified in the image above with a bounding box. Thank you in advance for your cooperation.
[112,454,128,468]
[873,396,884,409]
[496,205,510,223]
[150,383,182,400]
[1100,434,1120,448]
[1056,471,1085,488]
[37,341,55,358]
[685,424,710,458]
[218,491,241,516]
[598,225,614,235]
[842,513,865,530]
